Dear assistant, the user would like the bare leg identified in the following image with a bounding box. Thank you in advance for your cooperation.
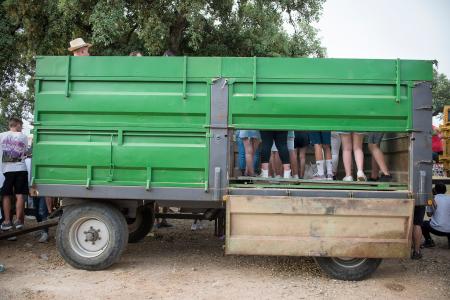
[252,139,261,173]
[340,134,353,177]
[2,196,12,223]
[368,144,389,176]
[45,197,54,214]
[413,225,422,253]
[323,144,332,160]
[274,152,283,176]
[289,149,298,177]
[370,154,379,179]
[242,138,255,176]
[15,194,25,223]
[313,144,324,161]
[299,147,307,178]
[352,133,365,172]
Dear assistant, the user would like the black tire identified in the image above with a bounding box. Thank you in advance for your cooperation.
[56,202,128,271]
[127,205,155,243]
[314,257,382,281]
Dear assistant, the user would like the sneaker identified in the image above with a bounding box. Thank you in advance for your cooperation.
[191,223,197,231]
[292,175,299,179]
[421,239,435,248]
[326,174,333,181]
[411,250,423,260]
[14,221,24,230]
[368,177,379,182]
[1,222,13,231]
[343,176,354,182]
[379,174,393,182]
[357,171,367,182]
[38,232,49,243]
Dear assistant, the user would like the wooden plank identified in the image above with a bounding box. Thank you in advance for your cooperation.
[228,196,414,217]
[226,237,409,258]
[230,214,407,239]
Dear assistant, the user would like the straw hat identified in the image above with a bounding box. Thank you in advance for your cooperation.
[68,38,92,51]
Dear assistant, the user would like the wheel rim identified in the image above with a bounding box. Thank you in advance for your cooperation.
[330,257,368,268]
[69,217,110,258]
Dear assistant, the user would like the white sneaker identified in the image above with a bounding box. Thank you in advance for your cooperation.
[292,175,299,179]
[357,171,367,182]
[326,174,334,181]
[38,232,49,243]
[283,170,291,179]
[191,223,197,231]
[260,169,269,178]
[343,176,354,182]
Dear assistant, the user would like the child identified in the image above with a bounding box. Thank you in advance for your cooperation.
[0,118,29,230]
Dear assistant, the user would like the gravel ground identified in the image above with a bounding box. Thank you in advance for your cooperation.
[0,219,449,300]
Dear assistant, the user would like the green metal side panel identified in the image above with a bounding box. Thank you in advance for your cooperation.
[33,56,433,188]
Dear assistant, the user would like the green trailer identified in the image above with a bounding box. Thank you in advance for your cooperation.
[32,56,433,280]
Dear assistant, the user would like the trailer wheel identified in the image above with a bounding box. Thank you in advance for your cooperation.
[127,205,154,243]
[56,202,128,271]
[314,257,382,281]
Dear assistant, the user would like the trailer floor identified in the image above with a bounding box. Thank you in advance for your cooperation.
[0,219,449,300]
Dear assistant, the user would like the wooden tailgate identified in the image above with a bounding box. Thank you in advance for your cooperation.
[225,196,414,258]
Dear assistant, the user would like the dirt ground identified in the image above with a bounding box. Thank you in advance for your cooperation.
[0,219,449,300]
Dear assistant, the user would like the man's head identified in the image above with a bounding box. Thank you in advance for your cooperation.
[9,117,23,132]
[68,38,91,56]
[434,183,447,195]
[129,51,143,56]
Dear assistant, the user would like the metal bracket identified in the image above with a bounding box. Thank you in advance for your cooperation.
[86,165,92,189]
[252,56,257,100]
[146,167,152,191]
[182,56,187,100]
[65,56,71,97]
[395,58,401,103]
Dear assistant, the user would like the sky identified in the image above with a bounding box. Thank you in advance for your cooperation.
[316,0,450,77]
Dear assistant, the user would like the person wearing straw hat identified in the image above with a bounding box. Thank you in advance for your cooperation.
[68,38,92,56]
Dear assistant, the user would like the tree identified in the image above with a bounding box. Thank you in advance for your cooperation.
[432,69,450,116]
[0,0,326,127]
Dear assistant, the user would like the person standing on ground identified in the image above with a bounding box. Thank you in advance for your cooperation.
[0,118,29,231]
[421,183,450,249]
[68,38,91,56]
[411,205,426,259]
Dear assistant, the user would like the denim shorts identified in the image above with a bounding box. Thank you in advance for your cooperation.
[308,132,331,145]
[367,133,384,145]
[239,130,261,139]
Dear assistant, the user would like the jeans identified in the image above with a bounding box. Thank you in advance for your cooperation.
[33,197,49,233]
[237,136,261,173]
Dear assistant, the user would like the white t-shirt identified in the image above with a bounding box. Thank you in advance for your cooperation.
[0,131,28,173]
[431,194,450,233]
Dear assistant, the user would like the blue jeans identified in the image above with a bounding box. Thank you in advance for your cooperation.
[237,136,261,174]
[33,197,49,233]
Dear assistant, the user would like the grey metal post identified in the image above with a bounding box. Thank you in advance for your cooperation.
[209,78,229,201]
[410,82,433,205]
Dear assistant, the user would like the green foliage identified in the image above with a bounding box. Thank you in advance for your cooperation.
[432,69,450,116]
[0,0,326,128]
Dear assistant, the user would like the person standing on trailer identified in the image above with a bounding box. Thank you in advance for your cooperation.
[68,38,91,56]
[308,131,333,180]
[239,130,261,176]
[294,131,309,179]
[330,132,341,180]
[0,118,29,231]
[260,131,291,179]
[367,133,392,182]
[338,132,366,181]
